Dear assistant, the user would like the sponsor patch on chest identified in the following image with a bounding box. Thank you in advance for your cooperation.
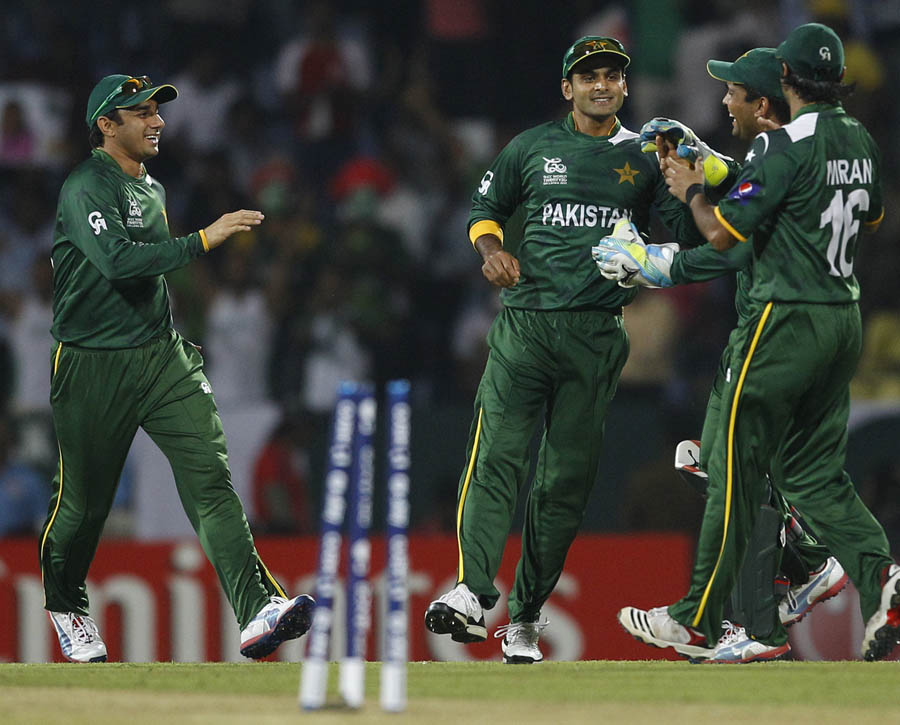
[542,157,568,185]
[126,196,144,228]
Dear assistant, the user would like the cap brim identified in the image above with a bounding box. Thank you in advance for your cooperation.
[566,50,631,76]
[115,84,178,110]
[706,60,742,84]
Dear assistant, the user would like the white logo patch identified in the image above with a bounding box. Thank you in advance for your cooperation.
[126,197,143,228]
[478,171,494,195]
[88,211,107,236]
[542,157,568,185]
[200,382,212,394]
[819,46,832,61]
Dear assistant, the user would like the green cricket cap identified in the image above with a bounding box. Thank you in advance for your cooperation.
[776,23,845,82]
[707,48,785,101]
[562,36,630,77]
[86,74,178,128]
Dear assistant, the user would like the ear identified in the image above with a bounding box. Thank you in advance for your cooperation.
[96,116,117,138]
[622,78,628,97]
[561,77,573,101]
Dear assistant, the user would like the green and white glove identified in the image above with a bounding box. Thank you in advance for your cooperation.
[638,117,730,187]
[591,218,679,289]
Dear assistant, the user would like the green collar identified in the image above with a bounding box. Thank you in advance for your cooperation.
[566,112,621,138]
[91,148,147,181]
[791,102,843,122]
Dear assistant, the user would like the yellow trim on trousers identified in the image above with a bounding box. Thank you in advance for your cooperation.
[259,560,287,598]
[40,343,66,598]
[692,302,773,627]
[456,407,483,582]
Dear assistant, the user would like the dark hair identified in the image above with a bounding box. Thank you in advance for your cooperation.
[89,109,123,148]
[782,71,855,106]
[742,85,791,126]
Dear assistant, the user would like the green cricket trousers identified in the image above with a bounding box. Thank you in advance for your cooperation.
[455,306,628,623]
[39,329,284,629]
[670,302,893,645]
[699,319,831,640]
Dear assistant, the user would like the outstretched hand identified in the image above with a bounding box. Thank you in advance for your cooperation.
[203,210,265,250]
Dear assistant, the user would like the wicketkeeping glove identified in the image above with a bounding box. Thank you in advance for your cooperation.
[639,117,730,187]
[591,218,679,289]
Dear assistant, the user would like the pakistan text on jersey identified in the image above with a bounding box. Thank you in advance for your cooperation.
[541,203,632,228]
[826,158,873,186]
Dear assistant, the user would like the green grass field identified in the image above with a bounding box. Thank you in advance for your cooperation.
[2,661,898,724]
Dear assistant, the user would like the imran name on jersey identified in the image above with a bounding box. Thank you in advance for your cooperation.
[542,202,631,228]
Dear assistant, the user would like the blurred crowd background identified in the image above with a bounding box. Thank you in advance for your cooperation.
[0,0,898,546]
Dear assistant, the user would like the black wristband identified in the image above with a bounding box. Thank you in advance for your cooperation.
[685,183,705,206]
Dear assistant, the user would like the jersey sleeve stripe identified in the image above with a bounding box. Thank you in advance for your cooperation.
[714,206,748,243]
[469,220,504,246]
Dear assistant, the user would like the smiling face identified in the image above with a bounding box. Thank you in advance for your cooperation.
[562,62,627,135]
[100,100,165,164]
[722,82,763,142]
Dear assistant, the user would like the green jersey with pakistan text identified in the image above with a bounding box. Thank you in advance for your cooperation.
[469,114,703,310]
[716,104,883,304]
[51,148,207,348]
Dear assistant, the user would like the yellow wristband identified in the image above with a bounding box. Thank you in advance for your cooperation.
[469,219,504,246]
[199,228,210,252]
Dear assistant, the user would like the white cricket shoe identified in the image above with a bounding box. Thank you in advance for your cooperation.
[49,611,108,663]
[779,556,848,626]
[861,564,900,661]
[704,621,790,663]
[495,620,548,664]
[239,594,315,659]
[617,606,713,659]
[424,582,487,643]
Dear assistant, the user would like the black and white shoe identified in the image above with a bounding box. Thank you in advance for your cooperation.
[424,583,487,643]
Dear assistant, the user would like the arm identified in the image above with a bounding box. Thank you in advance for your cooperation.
[468,138,526,288]
[61,178,262,281]
[474,231,520,288]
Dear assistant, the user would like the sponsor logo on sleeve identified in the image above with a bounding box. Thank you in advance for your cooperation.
[478,171,494,195]
[728,182,760,204]
[87,211,108,235]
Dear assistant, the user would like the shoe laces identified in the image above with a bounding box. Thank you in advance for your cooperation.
[67,614,101,645]
[494,619,549,645]
[716,620,746,647]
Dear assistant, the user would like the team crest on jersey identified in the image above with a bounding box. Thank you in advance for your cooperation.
[126,197,143,228]
[542,157,568,185]
[728,182,760,204]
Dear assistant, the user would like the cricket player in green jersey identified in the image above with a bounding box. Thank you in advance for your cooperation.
[40,74,314,662]
[424,36,704,663]
[613,23,899,662]
[597,48,847,662]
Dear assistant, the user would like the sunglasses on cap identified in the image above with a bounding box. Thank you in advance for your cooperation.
[564,37,630,76]
[89,76,153,125]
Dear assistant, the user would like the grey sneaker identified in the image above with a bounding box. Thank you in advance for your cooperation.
[49,611,108,663]
[861,564,900,661]
[424,583,487,643]
[495,620,548,664]
[705,621,790,663]
[779,557,848,626]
